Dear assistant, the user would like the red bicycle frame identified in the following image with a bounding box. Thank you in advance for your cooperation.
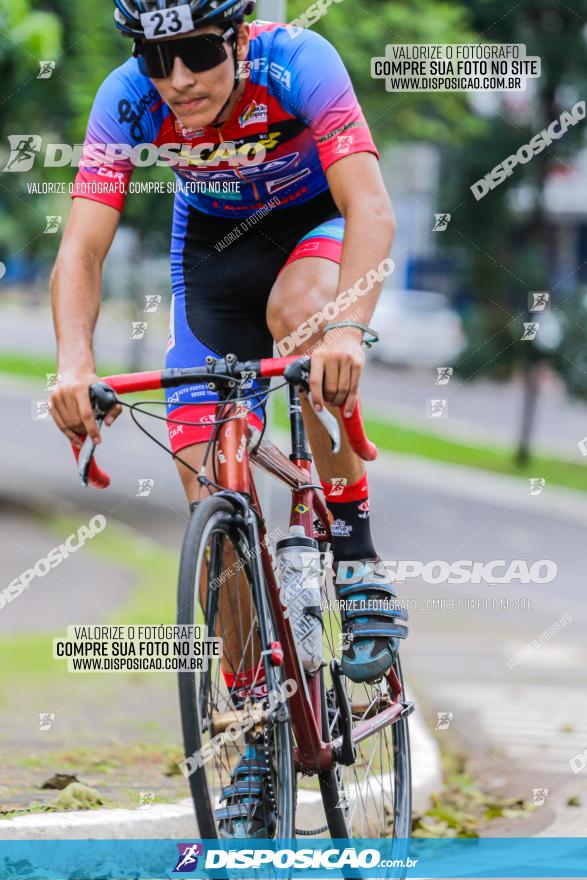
[70,355,406,773]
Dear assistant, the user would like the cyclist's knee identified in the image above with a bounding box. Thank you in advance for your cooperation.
[267,283,333,353]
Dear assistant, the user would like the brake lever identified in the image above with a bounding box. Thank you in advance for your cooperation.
[307,392,341,453]
[283,358,341,452]
[77,383,118,487]
[77,418,104,487]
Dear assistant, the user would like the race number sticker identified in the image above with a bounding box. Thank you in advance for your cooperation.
[140,6,194,39]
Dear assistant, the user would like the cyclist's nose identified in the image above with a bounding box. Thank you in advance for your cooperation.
[169,55,197,90]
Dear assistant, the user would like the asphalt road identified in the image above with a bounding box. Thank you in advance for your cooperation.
[1,373,586,833]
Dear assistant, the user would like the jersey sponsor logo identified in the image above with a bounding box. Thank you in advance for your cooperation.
[265,167,311,194]
[173,119,207,139]
[178,152,299,186]
[317,120,365,144]
[167,299,175,352]
[117,87,158,141]
[239,100,268,128]
[244,57,292,89]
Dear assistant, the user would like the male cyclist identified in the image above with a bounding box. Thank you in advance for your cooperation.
[50,0,408,834]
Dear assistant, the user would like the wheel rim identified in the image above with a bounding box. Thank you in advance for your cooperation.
[179,509,293,838]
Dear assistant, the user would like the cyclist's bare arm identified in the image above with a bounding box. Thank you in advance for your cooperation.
[50,199,121,446]
[309,152,395,415]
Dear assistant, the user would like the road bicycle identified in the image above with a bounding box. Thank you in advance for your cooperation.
[70,353,413,852]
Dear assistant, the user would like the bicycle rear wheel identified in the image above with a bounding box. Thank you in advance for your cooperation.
[177,494,295,839]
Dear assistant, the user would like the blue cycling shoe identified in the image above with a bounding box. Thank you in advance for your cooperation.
[335,558,409,684]
[215,738,276,838]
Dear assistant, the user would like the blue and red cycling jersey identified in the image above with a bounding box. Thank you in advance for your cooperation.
[72,20,379,216]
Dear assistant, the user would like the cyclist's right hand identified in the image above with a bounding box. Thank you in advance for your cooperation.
[50,369,121,448]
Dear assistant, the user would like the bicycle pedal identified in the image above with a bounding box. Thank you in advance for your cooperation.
[400,700,415,718]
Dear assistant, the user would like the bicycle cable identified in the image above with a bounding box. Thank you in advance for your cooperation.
[116,378,287,485]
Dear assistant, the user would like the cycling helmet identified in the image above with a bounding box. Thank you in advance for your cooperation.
[113,0,256,40]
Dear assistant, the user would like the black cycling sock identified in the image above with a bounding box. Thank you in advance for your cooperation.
[320,473,377,562]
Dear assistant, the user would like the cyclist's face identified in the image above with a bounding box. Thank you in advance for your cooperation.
[149,24,249,127]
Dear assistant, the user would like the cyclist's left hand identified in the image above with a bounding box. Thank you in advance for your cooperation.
[309,329,365,418]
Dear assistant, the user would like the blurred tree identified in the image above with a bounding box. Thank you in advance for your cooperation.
[290,0,481,146]
[0,0,62,267]
[441,0,587,465]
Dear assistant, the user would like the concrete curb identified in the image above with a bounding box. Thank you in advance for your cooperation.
[0,691,441,840]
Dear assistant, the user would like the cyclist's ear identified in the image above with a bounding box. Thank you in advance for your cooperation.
[235,22,250,61]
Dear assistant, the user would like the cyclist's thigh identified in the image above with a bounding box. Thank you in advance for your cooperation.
[266,217,346,342]
[166,208,275,464]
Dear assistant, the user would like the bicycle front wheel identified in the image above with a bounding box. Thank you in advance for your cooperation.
[177,494,295,839]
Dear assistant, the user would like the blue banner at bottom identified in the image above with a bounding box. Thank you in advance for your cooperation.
[0,838,586,879]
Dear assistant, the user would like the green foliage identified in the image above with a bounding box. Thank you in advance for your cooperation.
[442,0,587,390]
[290,0,481,145]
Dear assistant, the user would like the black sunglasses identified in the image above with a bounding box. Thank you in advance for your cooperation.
[134,29,233,78]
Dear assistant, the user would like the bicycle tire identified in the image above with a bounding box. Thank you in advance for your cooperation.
[319,656,412,848]
[177,494,295,839]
